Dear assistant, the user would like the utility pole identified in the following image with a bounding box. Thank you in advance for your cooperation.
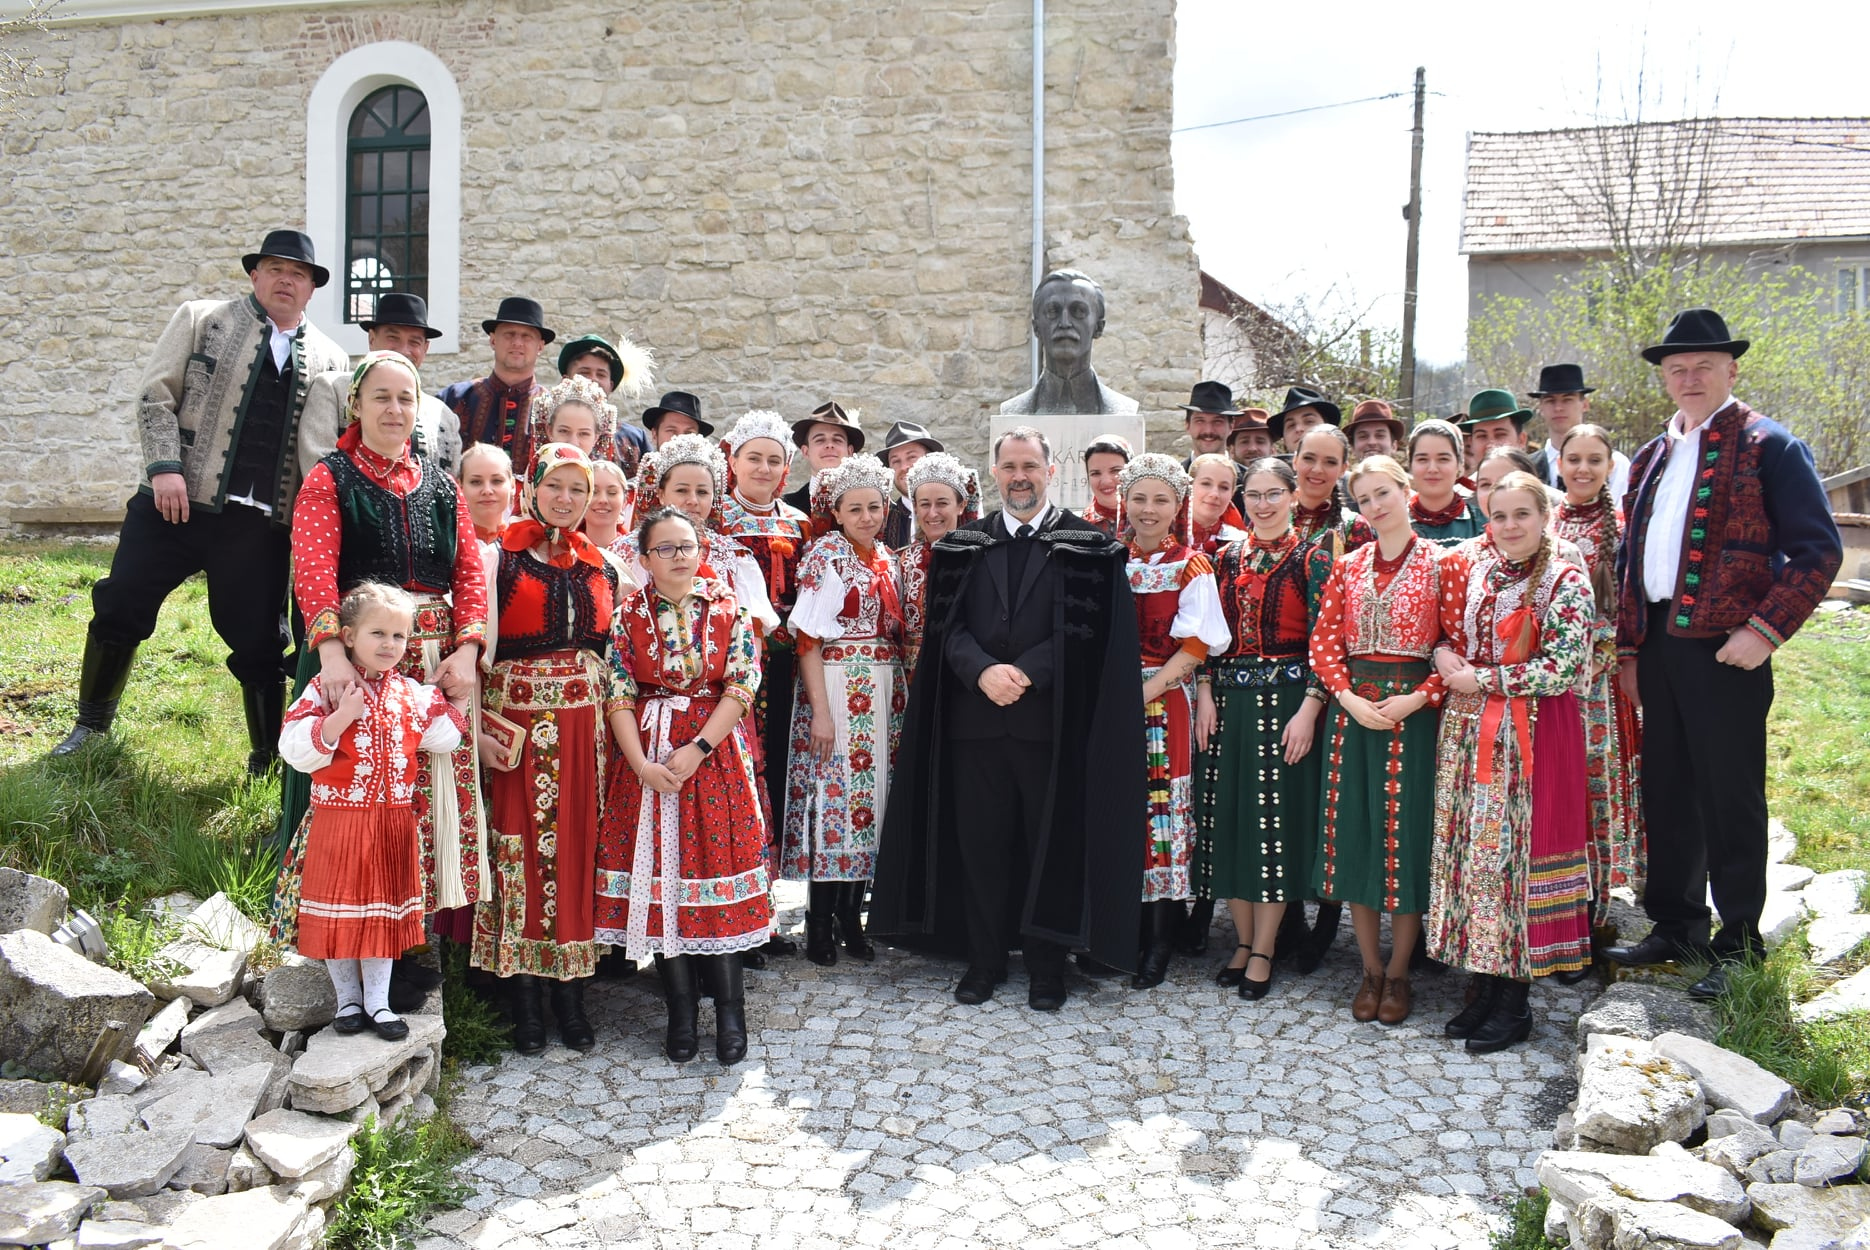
[1399,66,1425,416]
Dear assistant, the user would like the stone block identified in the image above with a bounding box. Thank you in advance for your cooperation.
[138,1061,272,1149]
[1804,871,1868,919]
[157,1183,313,1250]
[1781,1122,1816,1149]
[225,1142,275,1193]
[74,1219,166,1248]
[1793,1136,1866,1187]
[241,1109,359,1178]
[1577,981,1719,1045]
[1768,819,1797,864]
[148,946,246,1009]
[1574,1034,1707,1153]
[0,1180,106,1245]
[258,963,336,1034]
[167,1141,234,1195]
[1700,1119,1782,1178]
[1574,1194,1743,1249]
[1538,1148,1751,1223]
[1806,916,1870,967]
[286,1012,443,1115]
[1813,1110,1862,1136]
[1798,968,1870,1023]
[67,1095,141,1140]
[133,996,191,1070]
[0,929,156,1083]
[0,1109,67,1182]
[288,1142,353,1204]
[96,1062,147,1098]
[1748,1183,1870,1233]
[1747,1150,1802,1184]
[1762,892,1811,949]
[62,1126,196,1198]
[0,866,70,934]
[1768,863,1817,893]
[1655,1033,1797,1125]
[177,998,264,1069]
[126,1067,209,1113]
[173,894,264,955]
[1842,1216,1870,1249]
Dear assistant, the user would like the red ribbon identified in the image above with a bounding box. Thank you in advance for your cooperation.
[1474,605,1538,785]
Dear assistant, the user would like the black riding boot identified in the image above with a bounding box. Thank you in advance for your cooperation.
[241,681,287,775]
[549,977,596,1052]
[1444,974,1500,1039]
[1274,904,1309,963]
[707,954,748,1066]
[1465,977,1533,1054]
[655,955,700,1062]
[1177,897,1216,956]
[508,975,547,1055]
[804,881,839,966]
[50,635,139,757]
[1131,900,1178,989]
[1294,901,1343,974]
[834,881,875,962]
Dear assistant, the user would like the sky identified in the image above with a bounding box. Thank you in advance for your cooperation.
[1170,0,1870,366]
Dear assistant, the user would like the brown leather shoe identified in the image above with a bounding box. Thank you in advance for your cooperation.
[1351,972,1384,1022]
[1377,975,1412,1025]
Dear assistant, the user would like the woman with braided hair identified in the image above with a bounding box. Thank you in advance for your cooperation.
[1552,424,1643,959]
[1429,471,1594,1052]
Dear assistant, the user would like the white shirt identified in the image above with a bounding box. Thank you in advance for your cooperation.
[1640,404,1727,604]
[1001,504,1055,538]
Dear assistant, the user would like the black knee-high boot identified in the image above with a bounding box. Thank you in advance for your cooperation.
[549,977,596,1052]
[805,881,839,966]
[1177,897,1216,956]
[1131,900,1178,989]
[241,681,286,776]
[508,975,547,1055]
[1465,977,1532,1054]
[655,955,700,1062]
[707,954,748,1066]
[50,635,139,757]
[834,881,875,962]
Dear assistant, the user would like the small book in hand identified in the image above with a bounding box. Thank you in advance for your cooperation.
[480,709,526,770]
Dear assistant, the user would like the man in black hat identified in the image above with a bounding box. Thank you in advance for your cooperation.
[51,230,349,769]
[1178,381,1240,466]
[782,402,862,513]
[561,334,653,471]
[1607,309,1842,998]
[439,296,554,471]
[881,420,943,548]
[1528,363,1628,498]
[641,391,712,450]
[299,292,460,478]
[1268,386,1341,454]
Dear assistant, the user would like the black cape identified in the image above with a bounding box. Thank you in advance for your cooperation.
[870,524,1147,972]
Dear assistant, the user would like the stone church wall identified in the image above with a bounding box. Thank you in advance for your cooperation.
[0,0,1200,524]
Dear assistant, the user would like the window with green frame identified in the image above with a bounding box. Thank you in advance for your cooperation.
[345,85,431,323]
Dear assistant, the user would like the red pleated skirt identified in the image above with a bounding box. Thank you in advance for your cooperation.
[296,805,425,960]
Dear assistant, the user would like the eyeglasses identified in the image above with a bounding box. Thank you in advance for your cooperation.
[1241,489,1290,506]
[647,543,700,560]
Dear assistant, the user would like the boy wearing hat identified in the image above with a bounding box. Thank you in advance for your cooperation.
[640,391,712,449]
[300,292,461,478]
[53,230,349,769]
[1529,364,1628,498]
[1178,381,1241,465]
[783,402,863,513]
[1226,409,1275,466]
[439,296,554,469]
[881,420,943,548]
[560,334,655,468]
[1344,399,1405,464]
[1607,309,1841,998]
[1268,385,1341,453]
[1460,389,1532,467]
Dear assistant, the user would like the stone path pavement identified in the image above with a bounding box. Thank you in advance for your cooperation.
[423,884,1596,1250]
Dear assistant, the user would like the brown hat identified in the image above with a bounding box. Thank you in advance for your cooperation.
[1225,408,1272,445]
[791,402,866,452]
[1344,399,1405,443]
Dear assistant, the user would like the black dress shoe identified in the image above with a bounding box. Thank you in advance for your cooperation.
[954,967,1004,1005]
[742,946,769,971]
[1603,932,1694,968]
[1686,965,1728,1001]
[1028,977,1067,1012]
[332,1006,368,1035]
[1215,944,1251,988]
[1073,953,1118,979]
[1238,952,1275,1002]
[367,1008,410,1042]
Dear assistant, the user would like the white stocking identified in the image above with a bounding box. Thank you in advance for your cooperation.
[360,957,396,1020]
[326,959,363,1016]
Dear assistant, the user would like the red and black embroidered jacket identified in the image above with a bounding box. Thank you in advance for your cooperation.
[1615,400,1841,653]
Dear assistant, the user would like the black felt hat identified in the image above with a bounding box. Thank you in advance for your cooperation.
[242,229,329,288]
[481,296,556,344]
[1267,385,1341,443]
[358,291,442,338]
[642,391,713,437]
[1527,363,1595,397]
[1177,380,1243,416]
[1641,308,1750,364]
[881,420,943,455]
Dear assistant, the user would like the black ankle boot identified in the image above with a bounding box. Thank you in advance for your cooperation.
[655,955,700,1062]
[550,977,596,1052]
[708,954,748,1066]
[1294,901,1342,975]
[508,975,547,1055]
[804,881,839,966]
[833,882,875,962]
[50,635,139,757]
[1444,974,1500,1038]
[1177,897,1215,956]
[1274,904,1309,963]
[1131,900,1178,989]
[1465,977,1533,1054]
[241,681,287,775]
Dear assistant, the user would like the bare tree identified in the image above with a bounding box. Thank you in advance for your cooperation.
[1,0,61,120]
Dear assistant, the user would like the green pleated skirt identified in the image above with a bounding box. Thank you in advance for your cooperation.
[1312,658,1437,913]
[1194,658,1321,904]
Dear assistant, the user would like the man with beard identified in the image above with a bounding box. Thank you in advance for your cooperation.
[871,426,1145,1011]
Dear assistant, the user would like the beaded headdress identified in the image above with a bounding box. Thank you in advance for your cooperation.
[638,432,728,505]
[527,375,618,461]
[1117,452,1192,502]
[809,454,894,526]
[904,452,982,525]
[722,410,797,462]
[344,350,421,422]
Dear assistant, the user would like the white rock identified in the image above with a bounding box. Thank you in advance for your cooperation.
[178,999,263,1063]
[67,1095,142,1140]
[289,1142,353,1203]
[1795,1136,1867,1187]
[96,1061,147,1098]
[241,1108,360,1178]
[1748,1182,1870,1233]
[1807,916,1870,967]
[126,1067,209,1112]
[1544,1193,1575,1246]
[75,1219,167,1248]
[1768,819,1797,864]
[176,894,265,955]
[1762,891,1812,949]
[1710,1109,1763,1139]
[1768,1228,1846,1250]
[0,1180,107,1245]
[225,1142,275,1193]
[132,996,191,1071]
[149,946,247,1010]
[0,866,70,934]
[1699,1120,1781,1178]
[1654,1032,1797,1125]
[1780,1121,1816,1149]
[1748,1150,1803,1184]
[1538,1148,1750,1223]
[1574,1034,1706,1153]
[158,1183,313,1250]
[0,930,158,1083]
[287,1012,444,1114]
[1805,871,1868,918]
[0,1109,67,1182]
[167,1141,234,1195]
[1813,1110,1861,1136]
[1798,967,1870,1022]
[61,1126,196,1198]
[1768,863,1817,893]
[138,1061,274,1149]
[1574,1194,1743,1250]
[1841,1216,1870,1249]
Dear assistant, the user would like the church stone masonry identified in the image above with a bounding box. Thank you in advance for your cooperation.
[0,0,1201,525]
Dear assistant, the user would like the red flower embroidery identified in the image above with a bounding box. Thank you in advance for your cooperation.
[849,749,874,773]
[853,808,874,829]
[849,693,873,714]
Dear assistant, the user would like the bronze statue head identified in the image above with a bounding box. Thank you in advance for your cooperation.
[1029,269,1107,376]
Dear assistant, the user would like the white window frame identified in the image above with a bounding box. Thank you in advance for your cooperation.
[306,41,462,357]
[1838,263,1870,316]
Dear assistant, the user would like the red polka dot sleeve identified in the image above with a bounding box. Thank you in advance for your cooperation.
[291,462,345,649]
[1308,564,1352,696]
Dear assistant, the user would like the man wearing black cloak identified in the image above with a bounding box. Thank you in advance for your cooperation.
[870,426,1145,1011]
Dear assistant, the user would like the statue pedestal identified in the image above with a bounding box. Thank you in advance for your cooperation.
[990,412,1147,513]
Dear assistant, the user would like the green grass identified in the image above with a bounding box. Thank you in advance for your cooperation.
[324,1097,474,1250]
[97,899,185,984]
[1713,935,1870,1105]
[1490,1190,1557,1250]
[1768,609,1870,878]
[437,940,512,1065]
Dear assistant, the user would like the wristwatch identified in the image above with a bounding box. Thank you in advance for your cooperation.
[688,736,715,757]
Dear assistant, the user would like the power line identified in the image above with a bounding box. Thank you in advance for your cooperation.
[1172,91,1406,134]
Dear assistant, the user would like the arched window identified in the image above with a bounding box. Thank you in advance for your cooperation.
[344,85,431,325]
[307,42,462,356]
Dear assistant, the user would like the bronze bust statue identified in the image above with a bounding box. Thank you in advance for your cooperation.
[999,269,1139,416]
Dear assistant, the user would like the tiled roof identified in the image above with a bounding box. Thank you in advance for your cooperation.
[1462,118,1870,255]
